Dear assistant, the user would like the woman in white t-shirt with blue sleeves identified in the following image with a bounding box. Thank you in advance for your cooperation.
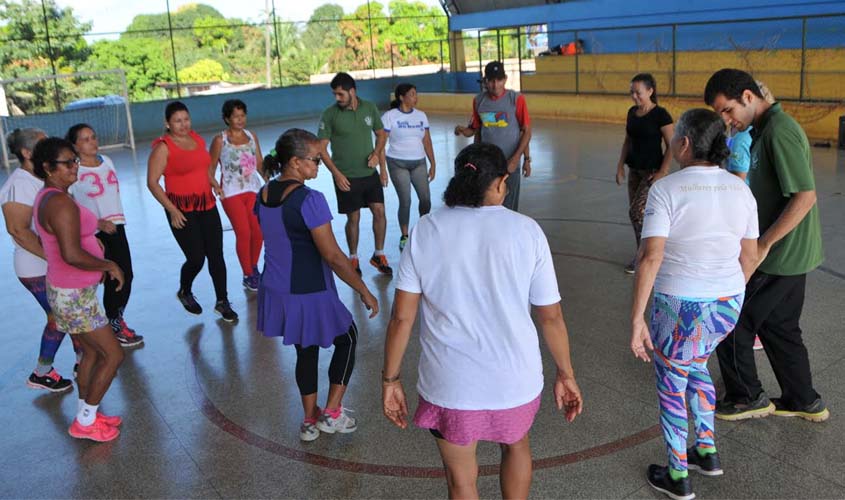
[380,83,436,252]
[381,143,582,499]
[630,109,758,500]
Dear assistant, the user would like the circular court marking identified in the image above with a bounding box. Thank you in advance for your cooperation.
[188,248,661,478]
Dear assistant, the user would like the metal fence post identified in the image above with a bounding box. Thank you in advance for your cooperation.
[165,0,181,97]
[574,30,580,94]
[440,39,445,73]
[671,24,677,97]
[517,27,523,91]
[272,0,282,86]
[390,44,395,79]
[477,30,483,77]
[800,17,807,100]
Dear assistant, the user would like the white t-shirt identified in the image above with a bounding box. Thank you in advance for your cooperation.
[642,166,759,298]
[381,108,429,161]
[70,154,126,224]
[395,205,561,410]
[0,168,47,277]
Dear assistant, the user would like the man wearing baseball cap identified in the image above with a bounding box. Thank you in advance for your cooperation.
[455,61,532,211]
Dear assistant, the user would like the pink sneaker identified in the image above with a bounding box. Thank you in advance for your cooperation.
[68,418,120,442]
[753,336,764,351]
[97,412,123,427]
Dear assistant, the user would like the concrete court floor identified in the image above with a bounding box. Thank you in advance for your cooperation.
[0,112,844,499]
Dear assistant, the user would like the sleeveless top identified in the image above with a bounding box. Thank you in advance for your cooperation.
[218,129,262,198]
[70,154,126,224]
[153,131,215,212]
[33,187,104,288]
[476,89,521,158]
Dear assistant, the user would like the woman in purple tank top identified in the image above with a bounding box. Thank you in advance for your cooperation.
[32,137,126,443]
[257,128,379,442]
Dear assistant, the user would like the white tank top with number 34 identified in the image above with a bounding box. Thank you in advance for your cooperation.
[69,154,126,225]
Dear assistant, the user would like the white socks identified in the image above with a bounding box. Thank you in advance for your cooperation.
[374,249,385,256]
[77,402,99,427]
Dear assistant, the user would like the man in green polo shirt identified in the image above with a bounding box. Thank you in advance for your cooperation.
[705,68,828,422]
[318,72,391,275]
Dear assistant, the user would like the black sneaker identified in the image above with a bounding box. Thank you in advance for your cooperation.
[214,300,238,323]
[686,447,723,476]
[624,258,636,274]
[26,369,73,393]
[715,393,774,421]
[647,464,695,500]
[771,397,830,422]
[177,290,202,315]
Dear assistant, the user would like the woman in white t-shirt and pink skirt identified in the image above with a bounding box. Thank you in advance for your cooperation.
[67,123,143,347]
[209,99,265,291]
[381,143,583,499]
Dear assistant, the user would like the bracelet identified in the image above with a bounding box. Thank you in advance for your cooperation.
[524,157,531,162]
[382,371,400,383]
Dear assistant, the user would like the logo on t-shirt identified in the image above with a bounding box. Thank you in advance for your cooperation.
[364,116,373,126]
[480,111,509,128]
[396,120,425,130]
[319,121,325,130]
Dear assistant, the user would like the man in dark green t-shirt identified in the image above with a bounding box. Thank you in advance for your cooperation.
[705,68,828,423]
[318,72,391,275]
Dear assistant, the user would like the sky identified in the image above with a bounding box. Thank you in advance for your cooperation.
[66,0,444,37]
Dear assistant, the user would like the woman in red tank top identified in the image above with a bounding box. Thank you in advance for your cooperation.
[147,101,237,322]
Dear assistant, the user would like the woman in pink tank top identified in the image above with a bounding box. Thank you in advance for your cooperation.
[32,137,126,443]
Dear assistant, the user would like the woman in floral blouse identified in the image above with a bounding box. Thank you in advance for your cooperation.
[209,99,265,291]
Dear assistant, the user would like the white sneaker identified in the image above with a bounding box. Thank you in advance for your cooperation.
[316,407,357,434]
[299,421,319,442]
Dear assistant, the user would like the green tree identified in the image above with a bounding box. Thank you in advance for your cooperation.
[83,37,175,101]
[178,58,228,83]
[193,15,234,53]
[0,0,92,112]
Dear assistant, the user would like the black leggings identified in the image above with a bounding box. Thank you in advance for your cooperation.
[294,323,357,396]
[96,224,133,320]
[166,206,228,302]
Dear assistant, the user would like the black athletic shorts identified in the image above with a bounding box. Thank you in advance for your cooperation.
[335,172,384,214]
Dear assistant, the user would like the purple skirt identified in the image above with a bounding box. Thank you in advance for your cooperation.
[414,394,541,446]
[256,285,353,348]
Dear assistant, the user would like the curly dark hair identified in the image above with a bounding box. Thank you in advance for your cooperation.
[32,137,76,180]
[675,108,731,165]
[444,143,508,208]
[263,128,319,177]
[222,99,247,124]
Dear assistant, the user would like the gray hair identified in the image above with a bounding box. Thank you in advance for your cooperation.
[675,108,731,165]
[6,128,46,163]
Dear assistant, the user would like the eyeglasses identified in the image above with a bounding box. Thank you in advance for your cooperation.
[302,156,322,166]
[53,158,80,166]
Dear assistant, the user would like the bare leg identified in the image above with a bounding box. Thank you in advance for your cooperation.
[300,393,319,420]
[370,202,386,252]
[345,210,360,256]
[325,383,348,410]
[499,435,532,499]
[77,325,124,404]
[436,437,480,500]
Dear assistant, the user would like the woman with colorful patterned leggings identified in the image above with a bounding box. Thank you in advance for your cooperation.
[1,128,81,392]
[630,109,759,500]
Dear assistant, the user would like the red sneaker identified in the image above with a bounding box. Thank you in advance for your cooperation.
[68,418,120,442]
[369,254,393,275]
[753,336,763,351]
[97,412,123,427]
